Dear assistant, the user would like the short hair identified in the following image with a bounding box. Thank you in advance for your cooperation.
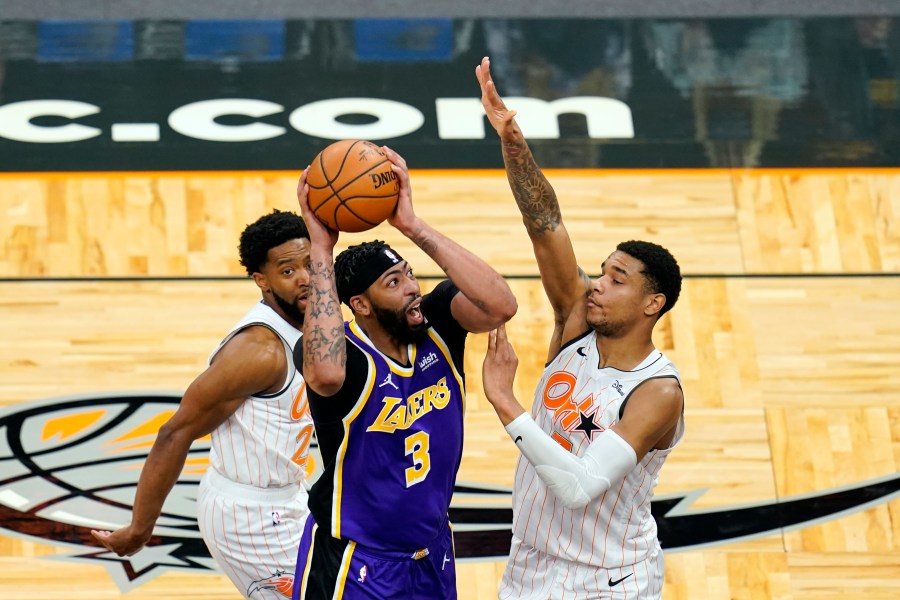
[616,240,682,317]
[334,240,399,305]
[238,209,309,276]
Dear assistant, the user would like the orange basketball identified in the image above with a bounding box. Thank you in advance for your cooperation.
[306,140,400,232]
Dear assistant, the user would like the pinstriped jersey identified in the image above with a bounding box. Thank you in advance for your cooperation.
[323,319,466,550]
[207,301,314,488]
[511,330,684,568]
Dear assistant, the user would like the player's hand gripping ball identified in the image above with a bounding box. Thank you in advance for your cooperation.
[306,140,400,232]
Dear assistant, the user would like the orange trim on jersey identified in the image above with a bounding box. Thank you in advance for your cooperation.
[334,541,357,599]
[290,382,309,421]
[290,382,315,476]
[292,423,315,474]
[332,338,377,539]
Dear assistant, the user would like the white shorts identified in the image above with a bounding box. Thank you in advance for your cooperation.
[197,468,310,599]
[499,535,664,600]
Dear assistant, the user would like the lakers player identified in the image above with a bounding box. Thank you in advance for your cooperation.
[477,57,685,599]
[291,146,517,600]
[93,210,316,599]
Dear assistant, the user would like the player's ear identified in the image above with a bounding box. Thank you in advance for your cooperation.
[349,294,370,316]
[644,293,665,317]
[252,271,269,294]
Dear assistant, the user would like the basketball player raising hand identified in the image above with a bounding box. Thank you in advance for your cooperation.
[291,146,517,599]
[476,56,686,600]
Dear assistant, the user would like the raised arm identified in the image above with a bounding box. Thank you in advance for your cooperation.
[296,169,346,396]
[91,327,286,555]
[382,146,517,334]
[476,57,590,354]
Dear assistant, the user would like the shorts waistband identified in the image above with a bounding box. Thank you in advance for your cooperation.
[202,467,303,503]
[351,520,451,561]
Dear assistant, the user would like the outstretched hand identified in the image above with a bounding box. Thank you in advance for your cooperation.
[382,145,419,235]
[475,56,518,139]
[91,525,149,557]
[482,323,519,405]
[296,167,338,249]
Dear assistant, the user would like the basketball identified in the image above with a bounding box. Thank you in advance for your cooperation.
[306,139,400,232]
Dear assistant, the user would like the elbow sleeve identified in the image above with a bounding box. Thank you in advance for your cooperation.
[505,414,638,508]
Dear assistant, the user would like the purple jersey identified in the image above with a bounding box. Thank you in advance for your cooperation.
[325,320,465,550]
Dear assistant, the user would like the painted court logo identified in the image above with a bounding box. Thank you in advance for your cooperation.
[0,391,322,593]
[1,392,898,592]
[0,392,219,592]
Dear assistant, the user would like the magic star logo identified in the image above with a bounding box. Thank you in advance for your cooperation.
[0,392,898,591]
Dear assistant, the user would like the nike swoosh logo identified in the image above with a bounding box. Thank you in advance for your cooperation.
[514,436,523,444]
[608,573,633,587]
[576,347,586,357]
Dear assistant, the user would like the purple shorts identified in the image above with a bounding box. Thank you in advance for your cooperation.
[293,515,457,600]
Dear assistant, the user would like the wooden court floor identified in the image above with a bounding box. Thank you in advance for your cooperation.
[0,169,899,599]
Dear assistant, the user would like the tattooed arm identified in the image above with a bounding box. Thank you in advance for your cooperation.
[296,169,347,396]
[476,56,590,355]
[382,146,517,334]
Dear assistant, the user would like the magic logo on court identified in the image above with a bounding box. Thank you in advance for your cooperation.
[0,392,898,592]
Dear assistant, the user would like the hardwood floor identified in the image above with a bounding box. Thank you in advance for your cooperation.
[0,169,898,599]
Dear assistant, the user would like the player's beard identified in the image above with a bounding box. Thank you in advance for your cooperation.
[272,290,305,325]
[588,314,627,338]
[373,301,429,345]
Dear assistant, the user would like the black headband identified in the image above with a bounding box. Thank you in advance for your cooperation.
[337,246,404,304]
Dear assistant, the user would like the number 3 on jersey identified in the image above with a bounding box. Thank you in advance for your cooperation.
[404,431,431,487]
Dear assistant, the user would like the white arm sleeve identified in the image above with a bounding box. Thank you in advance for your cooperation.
[505,413,638,509]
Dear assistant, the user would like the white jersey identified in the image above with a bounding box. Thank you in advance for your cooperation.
[207,301,314,488]
[511,330,684,569]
